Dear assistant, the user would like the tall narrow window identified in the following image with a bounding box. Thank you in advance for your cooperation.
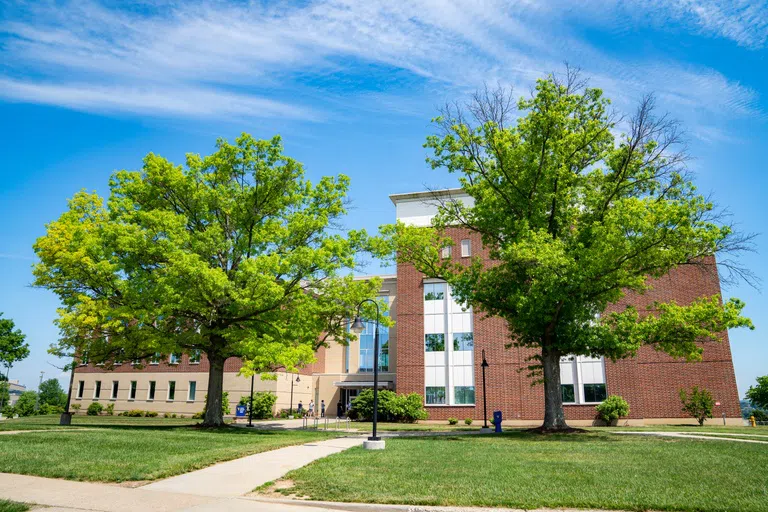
[560,355,607,404]
[129,381,137,400]
[76,380,84,399]
[460,239,471,257]
[148,381,156,400]
[358,297,390,372]
[168,381,176,401]
[440,246,452,259]
[188,381,197,402]
[111,381,119,399]
[94,380,101,399]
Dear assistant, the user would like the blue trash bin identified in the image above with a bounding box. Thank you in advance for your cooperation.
[235,405,247,417]
[493,410,502,433]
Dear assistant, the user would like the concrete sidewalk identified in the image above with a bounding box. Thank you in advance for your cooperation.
[142,436,365,497]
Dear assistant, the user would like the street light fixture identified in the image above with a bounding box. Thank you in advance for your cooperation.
[351,298,385,450]
[481,349,490,431]
[289,373,300,417]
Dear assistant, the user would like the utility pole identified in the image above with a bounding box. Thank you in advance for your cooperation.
[35,371,44,412]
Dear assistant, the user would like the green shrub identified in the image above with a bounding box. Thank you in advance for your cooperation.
[239,391,278,419]
[351,389,427,423]
[448,417,458,425]
[595,395,630,424]
[750,409,768,422]
[680,386,714,426]
[464,418,473,425]
[70,404,81,414]
[171,413,177,418]
[87,402,104,416]
[192,411,204,420]
[39,403,65,415]
[15,391,38,417]
[164,412,171,418]
[2,405,15,417]
[124,409,144,417]
[105,403,115,416]
[144,410,158,417]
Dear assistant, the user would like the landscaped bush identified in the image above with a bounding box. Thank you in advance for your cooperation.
[238,391,278,419]
[122,409,144,417]
[144,410,158,417]
[351,389,427,423]
[70,404,81,414]
[39,403,65,415]
[448,417,458,425]
[464,418,473,425]
[679,386,714,426]
[2,404,15,417]
[595,395,630,425]
[164,412,171,418]
[14,391,38,417]
[105,403,115,416]
[87,402,104,416]
[192,411,204,419]
[751,409,768,422]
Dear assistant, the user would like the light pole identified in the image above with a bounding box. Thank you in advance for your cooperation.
[351,299,385,450]
[289,373,300,417]
[247,373,255,427]
[481,350,490,431]
[35,371,44,413]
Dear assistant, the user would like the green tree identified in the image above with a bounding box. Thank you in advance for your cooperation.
[0,313,30,409]
[0,381,9,408]
[38,378,67,407]
[14,391,38,417]
[679,386,715,426]
[386,72,754,430]
[745,375,768,410]
[33,134,387,426]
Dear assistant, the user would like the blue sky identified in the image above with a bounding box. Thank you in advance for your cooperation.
[0,0,765,398]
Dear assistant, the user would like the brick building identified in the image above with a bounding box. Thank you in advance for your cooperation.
[71,189,742,425]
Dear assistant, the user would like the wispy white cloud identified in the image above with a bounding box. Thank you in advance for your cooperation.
[0,0,763,135]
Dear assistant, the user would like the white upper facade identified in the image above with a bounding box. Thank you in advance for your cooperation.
[389,188,474,227]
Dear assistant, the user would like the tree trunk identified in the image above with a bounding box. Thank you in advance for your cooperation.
[203,353,227,427]
[541,345,569,430]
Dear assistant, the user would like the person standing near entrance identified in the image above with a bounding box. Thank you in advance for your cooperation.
[297,401,304,416]
[320,400,326,418]
[308,400,315,417]
[336,400,343,418]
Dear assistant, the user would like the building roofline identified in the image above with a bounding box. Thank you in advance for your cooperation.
[388,188,467,205]
[352,273,397,281]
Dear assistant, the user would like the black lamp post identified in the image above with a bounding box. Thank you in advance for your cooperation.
[350,298,381,443]
[247,373,255,427]
[481,349,489,429]
[289,373,300,416]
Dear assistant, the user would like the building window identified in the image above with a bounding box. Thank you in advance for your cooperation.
[150,353,161,365]
[460,239,471,257]
[131,359,141,366]
[424,282,445,301]
[560,356,607,404]
[169,353,182,365]
[111,381,119,400]
[189,350,201,364]
[358,297,390,372]
[426,386,446,405]
[188,381,197,402]
[453,332,473,351]
[168,381,176,401]
[129,381,137,400]
[441,245,452,259]
[148,381,156,401]
[76,381,84,399]
[454,386,475,405]
[94,381,101,399]
[425,334,445,352]
[79,352,89,366]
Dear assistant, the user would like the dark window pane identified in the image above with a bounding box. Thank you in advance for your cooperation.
[454,386,475,404]
[425,334,445,352]
[561,384,575,403]
[583,384,606,403]
[426,386,446,404]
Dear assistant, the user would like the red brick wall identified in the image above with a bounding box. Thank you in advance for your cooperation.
[396,228,741,422]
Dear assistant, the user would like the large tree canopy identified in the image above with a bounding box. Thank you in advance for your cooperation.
[34,133,385,426]
[385,72,754,430]
[0,313,29,382]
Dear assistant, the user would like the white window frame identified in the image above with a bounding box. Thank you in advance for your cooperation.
[188,381,197,402]
[460,239,471,257]
[93,380,102,399]
[440,245,452,259]
[167,380,176,401]
[169,353,181,365]
[111,380,119,400]
[147,380,156,401]
[423,279,475,406]
[189,350,201,364]
[150,353,160,365]
[129,380,137,401]
[560,355,607,405]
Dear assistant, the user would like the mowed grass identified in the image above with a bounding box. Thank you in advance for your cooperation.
[0,422,338,482]
[279,431,768,512]
[0,500,29,512]
[0,414,202,431]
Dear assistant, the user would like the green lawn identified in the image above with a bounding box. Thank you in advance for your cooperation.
[276,431,768,512]
[0,414,202,430]
[0,501,29,512]
[0,422,338,482]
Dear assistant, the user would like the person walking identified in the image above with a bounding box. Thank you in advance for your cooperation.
[308,400,315,417]
[320,399,326,418]
[336,400,343,418]
[297,401,304,416]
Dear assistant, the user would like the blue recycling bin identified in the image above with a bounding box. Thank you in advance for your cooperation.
[493,410,502,433]
[235,405,247,417]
